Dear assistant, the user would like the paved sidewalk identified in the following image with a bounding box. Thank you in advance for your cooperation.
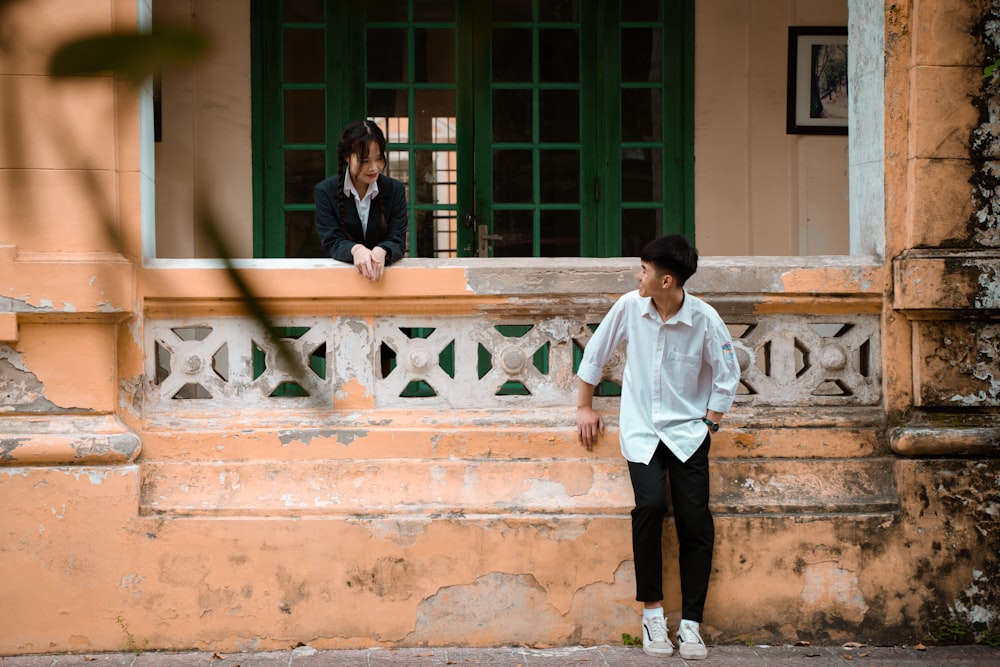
[1,645,998,667]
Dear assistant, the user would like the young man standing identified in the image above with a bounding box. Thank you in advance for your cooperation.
[576,235,741,659]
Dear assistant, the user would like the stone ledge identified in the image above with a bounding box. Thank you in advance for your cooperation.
[139,256,885,301]
[0,415,141,465]
[893,250,1000,312]
[0,245,134,315]
[136,407,885,461]
[139,458,898,518]
[890,422,1000,457]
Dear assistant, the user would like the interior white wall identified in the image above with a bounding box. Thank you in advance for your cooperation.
[694,0,853,256]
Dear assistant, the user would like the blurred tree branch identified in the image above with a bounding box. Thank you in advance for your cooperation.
[0,5,304,377]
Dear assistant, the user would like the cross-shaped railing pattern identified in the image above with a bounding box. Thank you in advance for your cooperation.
[144,309,880,412]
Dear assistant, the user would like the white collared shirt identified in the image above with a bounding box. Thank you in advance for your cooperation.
[577,289,741,464]
[343,172,380,235]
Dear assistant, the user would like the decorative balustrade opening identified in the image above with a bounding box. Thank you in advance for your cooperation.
[144,309,881,414]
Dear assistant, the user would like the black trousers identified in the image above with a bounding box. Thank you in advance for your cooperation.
[627,434,713,622]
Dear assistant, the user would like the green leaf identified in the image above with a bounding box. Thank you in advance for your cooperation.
[49,27,210,83]
[984,59,1000,79]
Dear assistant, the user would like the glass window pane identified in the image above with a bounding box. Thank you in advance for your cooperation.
[493,211,534,257]
[415,90,457,143]
[621,28,662,82]
[540,89,578,143]
[283,0,324,23]
[539,29,578,82]
[540,150,579,203]
[621,89,662,142]
[493,150,534,203]
[622,0,662,22]
[415,0,455,22]
[430,115,457,143]
[432,211,458,257]
[284,89,325,144]
[539,210,579,256]
[414,210,457,258]
[493,0,531,22]
[412,150,456,204]
[385,150,410,187]
[283,29,324,83]
[493,89,532,143]
[621,208,661,256]
[415,29,455,83]
[368,28,408,82]
[434,150,458,203]
[413,210,435,257]
[284,150,326,204]
[621,148,663,202]
[493,29,532,82]
[286,210,325,258]
[367,0,407,22]
[539,0,579,22]
[382,117,410,143]
[368,89,409,124]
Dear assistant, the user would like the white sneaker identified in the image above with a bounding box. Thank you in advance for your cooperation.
[641,614,674,657]
[677,619,708,660]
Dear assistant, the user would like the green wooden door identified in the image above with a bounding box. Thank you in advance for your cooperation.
[252,0,692,259]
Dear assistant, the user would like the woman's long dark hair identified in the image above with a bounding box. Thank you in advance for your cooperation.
[336,119,388,242]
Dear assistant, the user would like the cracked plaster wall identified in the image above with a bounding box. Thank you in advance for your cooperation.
[2,0,1000,656]
[0,324,117,413]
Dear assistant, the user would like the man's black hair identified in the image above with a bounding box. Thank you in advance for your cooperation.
[640,234,698,285]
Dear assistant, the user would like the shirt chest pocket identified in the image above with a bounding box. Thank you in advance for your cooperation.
[663,350,702,393]
[666,349,701,366]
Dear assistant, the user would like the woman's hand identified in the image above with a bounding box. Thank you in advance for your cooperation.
[351,245,387,282]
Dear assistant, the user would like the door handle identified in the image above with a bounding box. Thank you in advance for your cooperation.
[477,223,503,257]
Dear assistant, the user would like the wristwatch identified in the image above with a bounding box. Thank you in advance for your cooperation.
[702,417,720,433]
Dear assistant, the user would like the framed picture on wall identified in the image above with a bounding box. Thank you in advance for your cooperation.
[787,27,848,135]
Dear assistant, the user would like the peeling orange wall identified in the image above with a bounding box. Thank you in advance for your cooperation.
[1,0,998,656]
[15,323,117,411]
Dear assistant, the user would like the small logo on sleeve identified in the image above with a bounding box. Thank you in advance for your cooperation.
[722,341,734,359]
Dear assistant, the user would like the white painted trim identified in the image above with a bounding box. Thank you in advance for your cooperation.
[848,0,886,259]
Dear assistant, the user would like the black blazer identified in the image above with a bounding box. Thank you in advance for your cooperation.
[314,174,408,265]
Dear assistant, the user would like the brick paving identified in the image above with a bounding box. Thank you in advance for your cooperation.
[1,645,998,667]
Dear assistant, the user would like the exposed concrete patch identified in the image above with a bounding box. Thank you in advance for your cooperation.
[569,560,637,640]
[972,3,1000,248]
[946,324,1000,405]
[537,317,585,342]
[118,374,144,421]
[800,559,869,624]
[901,460,1000,638]
[915,321,1000,407]
[276,428,364,447]
[0,347,61,413]
[955,570,996,625]
[0,437,27,460]
[409,572,574,645]
[333,318,374,400]
[0,296,47,314]
[121,573,145,598]
[965,259,1000,307]
[363,518,430,547]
